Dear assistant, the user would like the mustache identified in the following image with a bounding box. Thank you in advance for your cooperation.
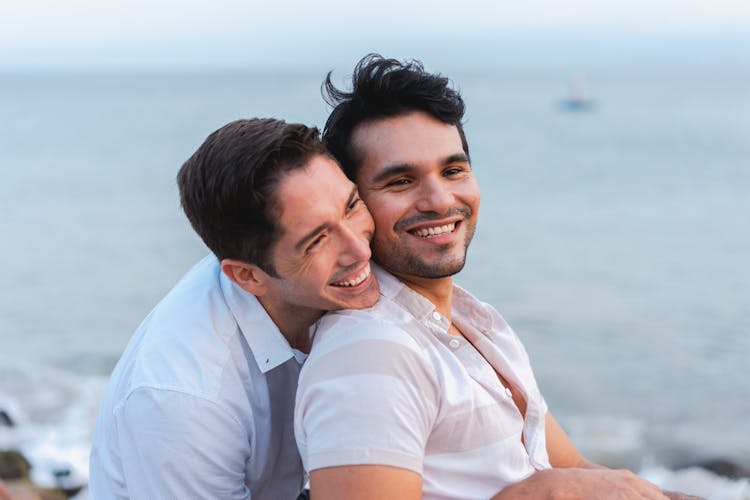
[393,207,472,232]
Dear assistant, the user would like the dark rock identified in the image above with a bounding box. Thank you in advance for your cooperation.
[679,457,750,479]
[0,479,68,500]
[52,469,83,498]
[38,486,69,500]
[0,411,13,428]
[0,451,30,480]
[0,452,76,499]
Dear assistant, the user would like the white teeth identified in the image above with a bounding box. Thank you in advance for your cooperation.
[412,223,456,238]
[332,265,371,287]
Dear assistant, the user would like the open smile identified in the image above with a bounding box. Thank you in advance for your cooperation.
[330,264,371,288]
[395,208,471,241]
[409,222,457,238]
[404,219,463,241]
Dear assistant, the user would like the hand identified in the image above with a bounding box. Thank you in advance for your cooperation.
[495,467,671,500]
[663,491,705,500]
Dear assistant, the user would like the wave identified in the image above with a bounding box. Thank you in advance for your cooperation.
[0,358,105,493]
[2,361,748,499]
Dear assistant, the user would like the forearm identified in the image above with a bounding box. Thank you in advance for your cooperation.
[489,469,557,500]
[570,457,606,470]
[491,466,703,500]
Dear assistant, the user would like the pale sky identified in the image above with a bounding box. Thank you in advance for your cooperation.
[1,0,748,69]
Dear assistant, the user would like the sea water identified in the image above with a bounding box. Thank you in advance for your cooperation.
[0,66,748,498]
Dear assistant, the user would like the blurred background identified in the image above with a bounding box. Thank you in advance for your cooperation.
[1,1,748,498]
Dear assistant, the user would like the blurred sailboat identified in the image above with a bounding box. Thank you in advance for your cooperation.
[559,73,596,112]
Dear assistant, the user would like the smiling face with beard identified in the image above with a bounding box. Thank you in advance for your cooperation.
[351,111,480,285]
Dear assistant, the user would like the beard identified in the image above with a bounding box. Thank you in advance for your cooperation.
[373,208,476,279]
[391,247,468,279]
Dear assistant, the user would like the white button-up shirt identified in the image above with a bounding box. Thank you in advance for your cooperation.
[90,255,306,499]
[296,264,550,500]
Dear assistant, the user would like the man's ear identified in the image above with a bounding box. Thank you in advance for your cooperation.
[220,258,271,296]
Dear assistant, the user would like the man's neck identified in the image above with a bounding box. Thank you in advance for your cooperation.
[394,272,454,320]
[256,297,321,354]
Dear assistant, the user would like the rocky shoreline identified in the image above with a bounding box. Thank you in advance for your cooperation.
[0,450,78,500]
[2,446,749,500]
[1,399,747,500]
[0,399,88,500]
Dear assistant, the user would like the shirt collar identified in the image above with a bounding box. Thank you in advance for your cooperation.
[372,262,493,332]
[218,262,305,373]
[372,262,446,324]
[451,284,494,334]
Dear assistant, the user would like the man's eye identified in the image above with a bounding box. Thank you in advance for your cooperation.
[444,166,466,176]
[386,178,411,187]
[306,234,325,253]
[348,197,363,211]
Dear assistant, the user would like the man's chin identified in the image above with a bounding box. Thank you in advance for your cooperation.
[413,266,465,280]
[354,280,381,309]
[329,280,380,311]
[376,257,466,280]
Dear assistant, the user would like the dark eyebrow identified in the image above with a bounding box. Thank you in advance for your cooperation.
[294,222,328,253]
[370,164,415,185]
[370,153,470,185]
[444,152,470,165]
[293,186,359,253]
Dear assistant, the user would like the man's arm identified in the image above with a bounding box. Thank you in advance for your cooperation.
[545,412,600,468]
[115,388,251,499]
[296,323,439,500]
[308,461,670,500]
[310,465,422,500]
[493,413,700,500]
[492,467,672,500]
[306,414,663,500]
[306,413,700,500]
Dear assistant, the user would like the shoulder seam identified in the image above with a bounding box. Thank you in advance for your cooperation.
[113,385,246,430]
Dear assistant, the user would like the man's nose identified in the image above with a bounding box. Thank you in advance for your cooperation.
[338,223,371,266]
[415,176,454,214]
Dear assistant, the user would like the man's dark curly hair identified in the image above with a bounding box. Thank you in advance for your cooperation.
[322,53,469,180]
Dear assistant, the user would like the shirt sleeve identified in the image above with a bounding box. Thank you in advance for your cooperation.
[295,322,439,475]
[114,387,251,499]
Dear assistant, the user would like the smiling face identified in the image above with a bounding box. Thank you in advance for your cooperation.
[260,155,380,324]
[351,111,480,283]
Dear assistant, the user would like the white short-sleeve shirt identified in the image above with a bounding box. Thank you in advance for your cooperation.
[90,255,306,500]
[295,265,551,499]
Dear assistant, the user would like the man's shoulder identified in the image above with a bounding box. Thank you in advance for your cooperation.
[104,256,245,407]
[155,255,229,326]
[453,283,514,330]
[305,299,430,376]
[317,296,415,340]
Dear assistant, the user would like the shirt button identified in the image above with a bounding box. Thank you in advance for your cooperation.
[432,311,441,321]
[449,338,460,349]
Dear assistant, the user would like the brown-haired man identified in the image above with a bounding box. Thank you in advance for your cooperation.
[89,118,379,499]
